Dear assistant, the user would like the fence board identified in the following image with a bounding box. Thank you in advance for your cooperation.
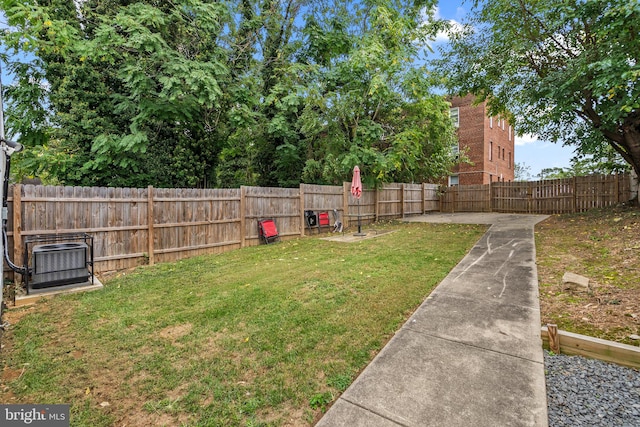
[441,184,491,212]
[444,173,631,214]
[151,187,242,263]
[404,183,424,216]
[423,184,440,212]
[347,187,376,228]
[301,184,343,230]
[376,183,402,220]
[244,186,301,244]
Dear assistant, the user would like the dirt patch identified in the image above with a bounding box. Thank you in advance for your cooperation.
[3,306,37,324]
[159,323,193,343]
[321,229,398,243]
[259,402,313,427]
[118,411,187,427]
[535,205,640,344]
[1,366,25,382]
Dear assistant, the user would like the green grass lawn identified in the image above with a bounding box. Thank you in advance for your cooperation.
[1,222,485,426]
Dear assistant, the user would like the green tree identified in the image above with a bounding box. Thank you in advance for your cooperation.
[435,0,640,199]
[1,0,458,188]
[297,0,457,185]
[538,147,630,180]
[514,162,533,181]
[538,167,570,180]
[1,0,231,187]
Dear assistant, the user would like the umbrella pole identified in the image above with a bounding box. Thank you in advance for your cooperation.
[354,198,366,236]
[357,198,361,234]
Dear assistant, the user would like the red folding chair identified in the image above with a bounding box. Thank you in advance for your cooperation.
[317,211,331,232]
[258,219,280,244]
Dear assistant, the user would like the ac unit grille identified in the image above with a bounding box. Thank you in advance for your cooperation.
[31,243,89,289]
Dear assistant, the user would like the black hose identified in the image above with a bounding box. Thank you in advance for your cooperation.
[3,224,27,275]
[2,154,28,276]
[2,153,9,205]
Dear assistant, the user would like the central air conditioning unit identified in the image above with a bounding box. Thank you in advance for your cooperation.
[24,233,94,293]
[31,242,89,289]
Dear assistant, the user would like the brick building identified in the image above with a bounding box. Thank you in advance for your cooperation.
[448,95,515,185]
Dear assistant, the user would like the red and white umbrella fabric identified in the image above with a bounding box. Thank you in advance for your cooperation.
[350,165,362,199]
[350,165,365,235]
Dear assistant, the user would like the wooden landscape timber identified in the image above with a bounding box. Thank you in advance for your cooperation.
[541,325,640,370]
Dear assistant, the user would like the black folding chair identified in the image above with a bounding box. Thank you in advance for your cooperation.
[304,210,318,233]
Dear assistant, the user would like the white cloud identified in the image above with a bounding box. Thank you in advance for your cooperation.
[431,5,443,20]
[515,133,539,146]
[429,6,465,44]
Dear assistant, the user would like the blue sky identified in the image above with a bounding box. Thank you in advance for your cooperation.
[431,1,576,179]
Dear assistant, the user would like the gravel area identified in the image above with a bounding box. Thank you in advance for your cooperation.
[545,351,640,426]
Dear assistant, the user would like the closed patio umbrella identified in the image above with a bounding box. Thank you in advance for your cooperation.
[350,166,365,235]
[351,165,362,199]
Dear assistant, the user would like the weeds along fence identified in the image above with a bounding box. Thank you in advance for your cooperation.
[440,173,632,214]
[5,182,440,280]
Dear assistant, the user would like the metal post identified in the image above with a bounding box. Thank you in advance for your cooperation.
[0,63,25,321]
[0,62,6,319]
[354,197,366,236]
[0,143,4,319]
[357,198,361,234]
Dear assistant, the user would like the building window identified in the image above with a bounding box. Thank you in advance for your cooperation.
[489,141,493,161]
[509,152,512,168]
[498,145,501,159]
[449,108,460,128]
[502,148,505,160]
[452,142,460,160]
[508,125,512,141]
[489,116,493,128]
[448,175,459,186]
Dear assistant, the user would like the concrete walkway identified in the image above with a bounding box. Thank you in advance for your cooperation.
[316,213,550,427]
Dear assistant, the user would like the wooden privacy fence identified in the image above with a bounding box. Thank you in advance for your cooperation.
[440,173,632,214]
[5,182,440,280]
[5,174,632,282]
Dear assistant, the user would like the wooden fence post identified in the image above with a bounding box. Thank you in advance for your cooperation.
[343,182,350,228]
[375,186,380,222]
[548,324,560,354]
[572,176,577,213]
[452,186,456,213]
[299,184,305,237]
[12,184,22,284]
[147,185,155,266]
[240,186,246,247]
[421,183,426,214]
[400,183,405,218]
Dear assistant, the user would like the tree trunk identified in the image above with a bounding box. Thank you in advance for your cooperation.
[630,170,639,206]
[620,112,640,206]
